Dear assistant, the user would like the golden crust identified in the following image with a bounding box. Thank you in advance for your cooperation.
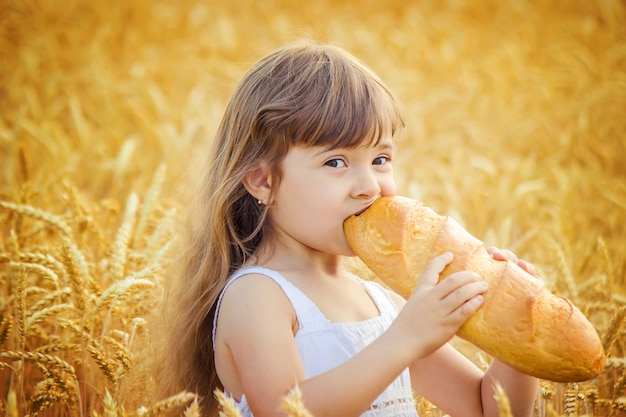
[344,196,605,382]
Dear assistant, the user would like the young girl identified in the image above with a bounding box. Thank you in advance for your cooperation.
[158,40,538,417]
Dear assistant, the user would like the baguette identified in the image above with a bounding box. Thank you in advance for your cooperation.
[344,196,605,382]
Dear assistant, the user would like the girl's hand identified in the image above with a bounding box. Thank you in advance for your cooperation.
[396,252,488,358]
[486,246,538,277]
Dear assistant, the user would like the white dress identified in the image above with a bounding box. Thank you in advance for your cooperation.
[212,266,419,416]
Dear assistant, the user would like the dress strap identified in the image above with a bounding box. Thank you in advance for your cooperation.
[212,266,322,349]
[358,278,399,318]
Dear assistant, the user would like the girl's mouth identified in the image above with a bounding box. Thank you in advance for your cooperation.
[354,205,372,217]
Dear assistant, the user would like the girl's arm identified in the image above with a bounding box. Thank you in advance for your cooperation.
[216,253,487,417]
[219,276,416,416]
[406,340,537,417]
[400,248,539,417]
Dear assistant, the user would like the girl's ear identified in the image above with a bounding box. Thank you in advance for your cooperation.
[242,164,272,204]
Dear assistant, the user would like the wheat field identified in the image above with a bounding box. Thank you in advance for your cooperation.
[1,0,625,416]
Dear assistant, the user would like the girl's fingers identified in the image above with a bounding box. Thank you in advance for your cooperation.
[488,246,540,278]
[417,252,453,288]
[451,293,485,321]
[435,271,484,298]
[441,274,488,306]
[488,247,518,263]
[518,259,537,276]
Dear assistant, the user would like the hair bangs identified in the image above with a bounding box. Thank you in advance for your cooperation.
[275,45,404,151]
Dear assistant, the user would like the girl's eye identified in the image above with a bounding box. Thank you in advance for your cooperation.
[373,156,390,166]
[324,158,346,168]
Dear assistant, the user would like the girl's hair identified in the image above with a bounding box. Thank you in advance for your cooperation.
[155,39,404,415]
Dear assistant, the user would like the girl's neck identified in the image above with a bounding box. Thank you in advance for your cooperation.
[251,236,343,278]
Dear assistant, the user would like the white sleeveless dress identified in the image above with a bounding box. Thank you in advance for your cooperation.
[212,266,418,416]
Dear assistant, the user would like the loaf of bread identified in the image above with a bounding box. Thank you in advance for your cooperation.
[344,196,605,382]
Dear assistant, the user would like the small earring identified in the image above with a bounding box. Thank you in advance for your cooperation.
[257,199,264,205]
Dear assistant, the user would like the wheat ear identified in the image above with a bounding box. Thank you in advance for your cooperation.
[135,391,196,417]
[103,389,118,417]
[493,383,513,417]
[612,397,626,414]
[86,342,119,386]
[549,238,579,302]
[0,201,72,237]
[13,266,26,351]
[183,398,200,417]
[25,303,73,334]
[563,384,580,416]
[214,389,242,417]
[0,314,13,345]
[133,164,166,248]
[61,240,88,315]
[144,207,176,262]
[603,305,626,356]
[27,288,72,318]
[280,385,314,417]
[1,350,76,375]
[96,275,155,311]
[5,388,18,417]
[10,261,60,291]
[111,192,139,282]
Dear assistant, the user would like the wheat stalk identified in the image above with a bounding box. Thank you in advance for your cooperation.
[603,305,626,357]
[280,385,314,417]
[0,252,66,282]
[103,389,118,417]
[596,237,615,291]
[11,261,60,290]
[612,397,626,414]
[0,201,72,238]
[1,350,76,376]
[612,370,626,411]
[135,391,196,417]
[538,381,556,417]
[61,180,104,243]
[25,303,73,334]
[61,240,89,315]
[29,392,66,416]
[0,314,13,345]
[86,343,120,386]
[103,335,132,371]
[548,238,579,302]
[5,388,18,417]
[133,164,166,248]
[606,357,626,369]
[563,384,580,416]
[582,384,598,416]
[493,383,513,417]
[214,389,243,417]
[13,266,26,352]
[96,276,155,311]
[34,342,80,355]
[183,398,200,417]
[144,207,176,262]
[26,287,73,318]
[414,395,438,417]
[111,192,139,282]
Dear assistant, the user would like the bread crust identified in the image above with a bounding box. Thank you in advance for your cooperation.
[344,196,605,382]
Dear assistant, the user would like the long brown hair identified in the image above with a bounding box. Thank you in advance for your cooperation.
[155,39,404,415]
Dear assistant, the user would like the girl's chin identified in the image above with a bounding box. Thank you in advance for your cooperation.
[339,245,358,258]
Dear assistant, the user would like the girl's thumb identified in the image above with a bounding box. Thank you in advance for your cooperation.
[417,252,454,288]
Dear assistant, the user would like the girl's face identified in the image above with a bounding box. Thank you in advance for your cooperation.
[268,136,396,257]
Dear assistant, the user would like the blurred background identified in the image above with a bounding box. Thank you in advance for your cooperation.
[1,0,625,415]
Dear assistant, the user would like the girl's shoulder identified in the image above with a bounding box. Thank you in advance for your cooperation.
[219,267,295,313]
[220,266,297,306]
[213,267,298,346]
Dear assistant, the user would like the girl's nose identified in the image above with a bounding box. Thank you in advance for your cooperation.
[351,168,381,199]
